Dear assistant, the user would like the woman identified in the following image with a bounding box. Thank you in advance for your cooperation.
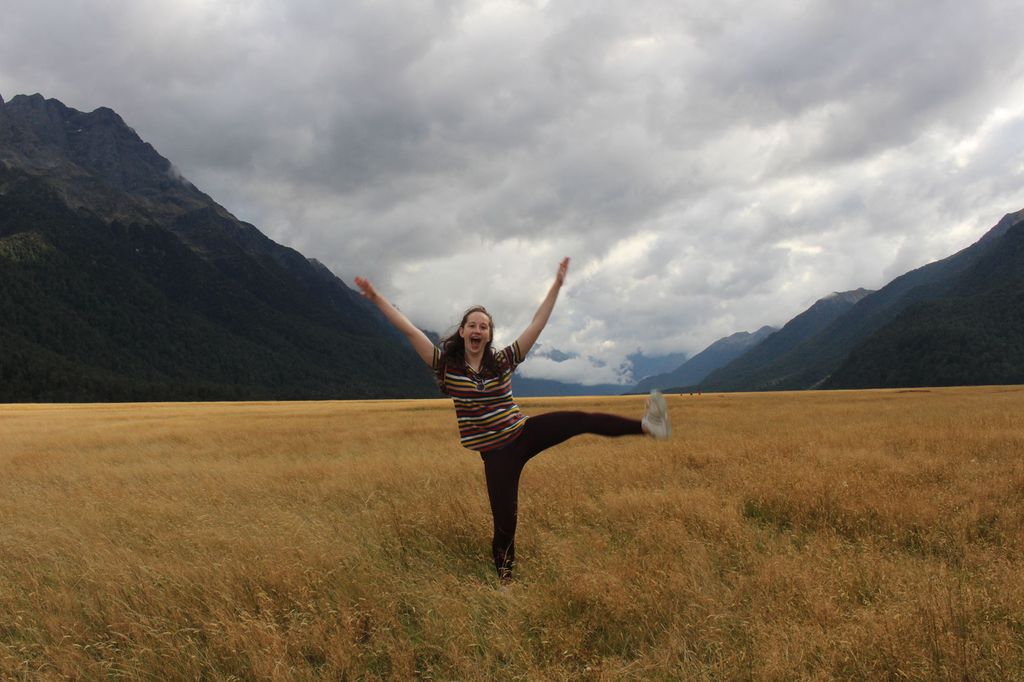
[355,258,670,582]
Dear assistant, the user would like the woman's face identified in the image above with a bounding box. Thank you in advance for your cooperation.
[459,310,492,356]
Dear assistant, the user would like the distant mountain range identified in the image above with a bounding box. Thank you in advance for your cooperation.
[697,288,873,391]
[824,212,1024,388]
[513,376,627,397]
[727,210,1024,391]
[0,93,437,401]
[633,326,777,392]
[512,346,684,397]
[654,211,1024,393]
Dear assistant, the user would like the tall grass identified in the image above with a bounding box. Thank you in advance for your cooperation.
[1,388,1022,679]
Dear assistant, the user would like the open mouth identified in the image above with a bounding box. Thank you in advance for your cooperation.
[468,335,484,351]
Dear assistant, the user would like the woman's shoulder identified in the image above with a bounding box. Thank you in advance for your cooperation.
[491,344,513,359]
[492,344,519,371]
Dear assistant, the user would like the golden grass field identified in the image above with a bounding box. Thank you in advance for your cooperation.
[1,387,1022,680]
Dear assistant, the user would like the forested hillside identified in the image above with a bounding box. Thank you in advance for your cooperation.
[0,94,437,401]
[826,219,1024,388]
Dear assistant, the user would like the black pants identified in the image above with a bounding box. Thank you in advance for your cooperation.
[481,411,644,579]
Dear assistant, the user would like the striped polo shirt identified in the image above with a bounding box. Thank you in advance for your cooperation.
[432,342,527,452]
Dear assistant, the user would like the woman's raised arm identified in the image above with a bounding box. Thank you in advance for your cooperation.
[355,277,436,367]
[515,257,570,357]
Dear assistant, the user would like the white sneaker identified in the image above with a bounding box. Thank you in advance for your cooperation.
[642,389,671,439]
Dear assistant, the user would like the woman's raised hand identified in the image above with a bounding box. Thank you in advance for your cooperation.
[516,257,571,356]
[354,276,378,302]
[555,257,570,286]
[353,276,435,366]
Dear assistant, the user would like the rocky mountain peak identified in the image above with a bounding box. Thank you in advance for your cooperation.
[1,93,210,222]
[979,208,1024,243]
[5,94,166,189]
[820,288,872,307]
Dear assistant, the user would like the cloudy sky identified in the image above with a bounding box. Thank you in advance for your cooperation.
[3,0,1024,385]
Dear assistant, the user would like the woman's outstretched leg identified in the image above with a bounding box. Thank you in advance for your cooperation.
[517,411,644,462]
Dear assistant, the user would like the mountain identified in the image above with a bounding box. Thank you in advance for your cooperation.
[512,376,628,397]
[508,347,685,397]
[0,93,437,401]
[633,326,777,392]
[825,217,1024,388]
[695,210,1024,392]
[699,289,872,391]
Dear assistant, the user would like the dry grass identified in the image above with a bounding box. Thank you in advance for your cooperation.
[1,387,1022,680]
